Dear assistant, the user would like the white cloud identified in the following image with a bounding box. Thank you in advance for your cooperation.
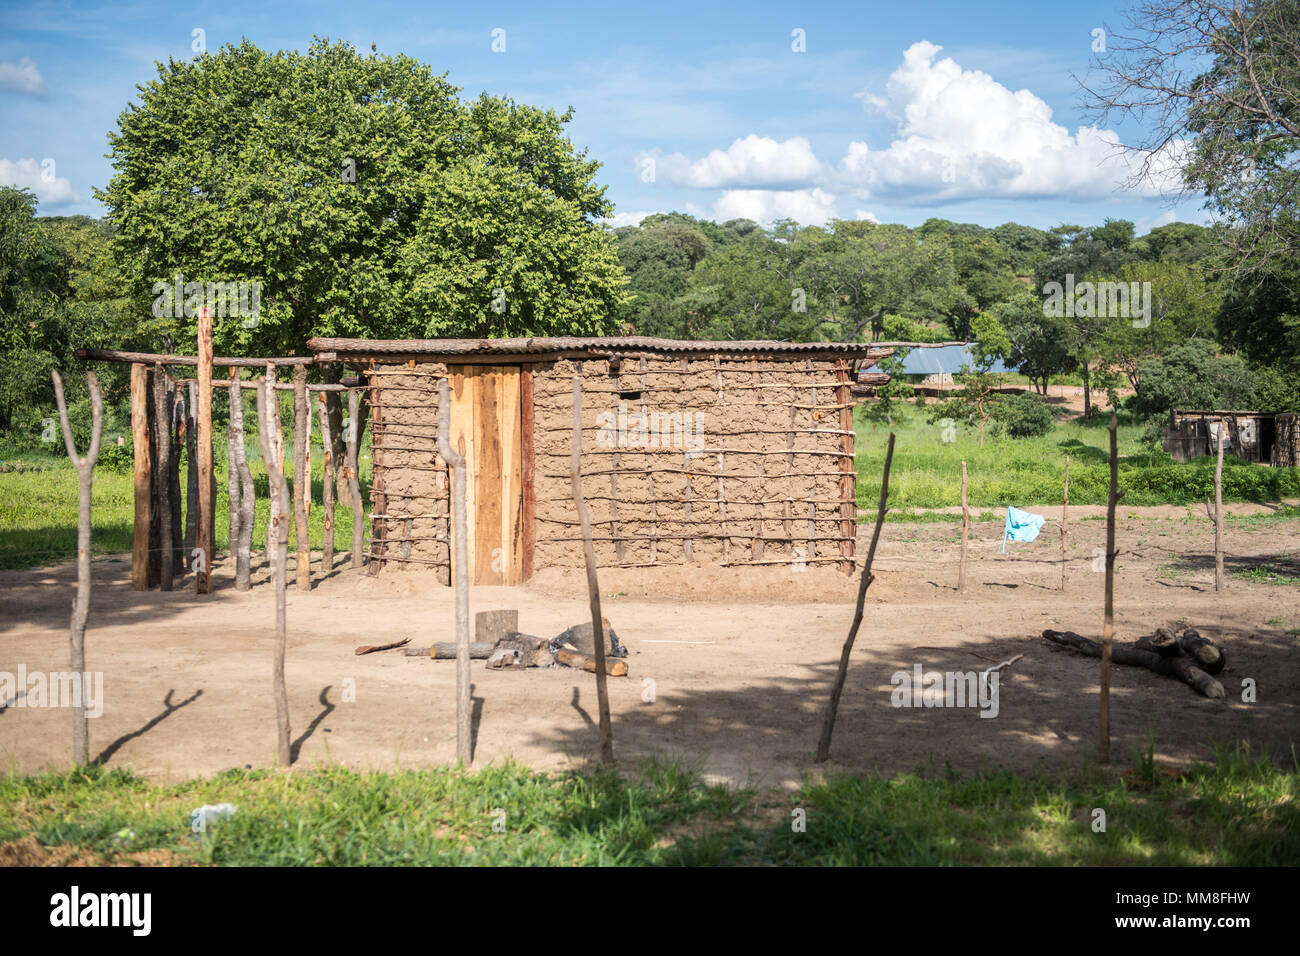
[837,41,1183,201]
[0,58,47,96]
[714,188,838,226]
[601,210,658,229]
[0,158,80,206]
[647,135,822,189]
[855,209,879,223]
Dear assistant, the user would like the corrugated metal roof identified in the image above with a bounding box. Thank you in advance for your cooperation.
[896,344,1009,375]
[307,336,891,357]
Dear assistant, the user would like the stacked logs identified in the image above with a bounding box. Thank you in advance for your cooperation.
[1043,627,1227,698]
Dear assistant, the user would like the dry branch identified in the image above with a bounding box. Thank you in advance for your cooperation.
[1043,630,1224,699]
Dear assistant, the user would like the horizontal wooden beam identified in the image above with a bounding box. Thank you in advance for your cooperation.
[75,348,316,367]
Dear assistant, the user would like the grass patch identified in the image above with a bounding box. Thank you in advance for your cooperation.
[2,748,1295,866]
[855,403,1300,510]
[1232,557,1300,586]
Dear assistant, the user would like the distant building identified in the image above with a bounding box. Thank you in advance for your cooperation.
[1164,410,1300,467]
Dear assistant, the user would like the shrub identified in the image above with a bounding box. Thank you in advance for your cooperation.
[992,391,1055,438]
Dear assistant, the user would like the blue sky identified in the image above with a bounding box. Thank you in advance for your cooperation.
[0,0,1208,233]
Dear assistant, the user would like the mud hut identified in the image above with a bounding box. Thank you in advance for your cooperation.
[308,336,892,585]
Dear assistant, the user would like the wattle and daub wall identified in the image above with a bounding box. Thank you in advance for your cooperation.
[363,353,858,581]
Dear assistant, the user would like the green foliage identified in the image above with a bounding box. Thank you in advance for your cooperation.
[1132,339,1256,420]
[97,37,627,353]
[992,391,1056,438]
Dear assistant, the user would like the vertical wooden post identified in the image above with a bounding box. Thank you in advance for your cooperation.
[256,368,292,766]
[520,367,536,580]
[169,382,183,570]
[346,389,364,569]
[959,460,968,592]
[229,370,254,590]
[184,382,197,571]
[1061,455,1070,592]
[227,368,241,565]
[1214,420,1225,591]
[153,363,174,591]
[570,376,614,766]
[817,433,895,763]
[317,393,335,573]
[266,370,283,570]
[836,359,857,574]
[438,378,472,765]
[130,363,151,591]
[51,370,102,765]
[1100,411,1123,764]
[293,367,311,590]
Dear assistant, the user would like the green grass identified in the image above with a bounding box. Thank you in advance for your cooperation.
[1,749,1295,866]
[0,427,371,571]
[855,403,1300,511]
[1231,557,1300,586]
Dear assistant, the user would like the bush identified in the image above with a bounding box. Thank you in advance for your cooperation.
[992,391,1055,438]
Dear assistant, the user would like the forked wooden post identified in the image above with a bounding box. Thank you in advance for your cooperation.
[196,308,213,593]
[1099,411,1124,764]
[346,389,364,569]
[1214,420,1225,591]
[817,432,895,763]
[256,366,292,767]
[293,366,311,591]
[229,370,255,590]
[437,377,472,765]
[130,363,151,590]
[317,393,335,573]
[570,376,614,765]
[1061,454,1070,592]
[51,370,102,764]
[958,460,968,591]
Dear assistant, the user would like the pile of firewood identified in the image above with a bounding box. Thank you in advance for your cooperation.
[1042,627,1226,698]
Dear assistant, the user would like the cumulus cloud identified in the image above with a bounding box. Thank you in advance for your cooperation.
[0,158,80,206]
[836,41,1183,201]
[641,41,1186,220]
[713,188,838,226]
[646,135,822,189]
[0,58,47,96]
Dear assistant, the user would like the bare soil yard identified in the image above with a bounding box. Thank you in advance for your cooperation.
[2,508,1296,788]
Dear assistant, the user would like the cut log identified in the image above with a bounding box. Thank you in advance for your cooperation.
[1134,627,1180,657]
[1042,629,1224,699]
[429,642,495,660]
[553,618,628,658]
[555,647,628,677]
[1178,627,1226,675]
[354,637,411,656]
[475,609,519,646]
[495,632,553,668]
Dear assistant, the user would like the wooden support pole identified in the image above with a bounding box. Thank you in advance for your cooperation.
[959,460,968,592]
[51,370,102,765]
[1100,411,1124,764]
[346,389,364,569]
[229,369,254,590]
[293,366,311,591]
[130,363,151,591]
[521,366,536,579]
[153,363,174,591]
[169,382,182,571]
[816,431,895,763]
[317,393,335,573]
[226,368,241,563]
[1214,420,1225,591]
[1061,454,1070,592]
[184,381,198,573]
[570,376,615,766]
[437,377,472,765]
[255,367,292,767]
[198,324,215,576]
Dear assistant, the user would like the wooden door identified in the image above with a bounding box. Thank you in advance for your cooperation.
[448,365,525,585]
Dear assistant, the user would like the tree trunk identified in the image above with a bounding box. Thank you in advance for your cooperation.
[229,373,254,590]
[958,459,968,592]
[51,370,102,764]
[1214,421,1225,591]
[184,383,197,571]
[1100,410,1123,763]
[153,364,174,591]
[130,363,151,591]
[1061,454,1070,591]
[196,308,213,593]
[293,367,311,591]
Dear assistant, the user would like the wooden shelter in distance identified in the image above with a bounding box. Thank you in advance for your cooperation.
[308,336,907,585]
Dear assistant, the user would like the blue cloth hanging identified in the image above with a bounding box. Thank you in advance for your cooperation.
[1001,506,1046,553]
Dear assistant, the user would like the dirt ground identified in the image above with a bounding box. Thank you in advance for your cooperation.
[2,507,1296,789]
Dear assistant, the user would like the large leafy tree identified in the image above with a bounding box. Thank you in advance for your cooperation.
[97,38,628,357]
